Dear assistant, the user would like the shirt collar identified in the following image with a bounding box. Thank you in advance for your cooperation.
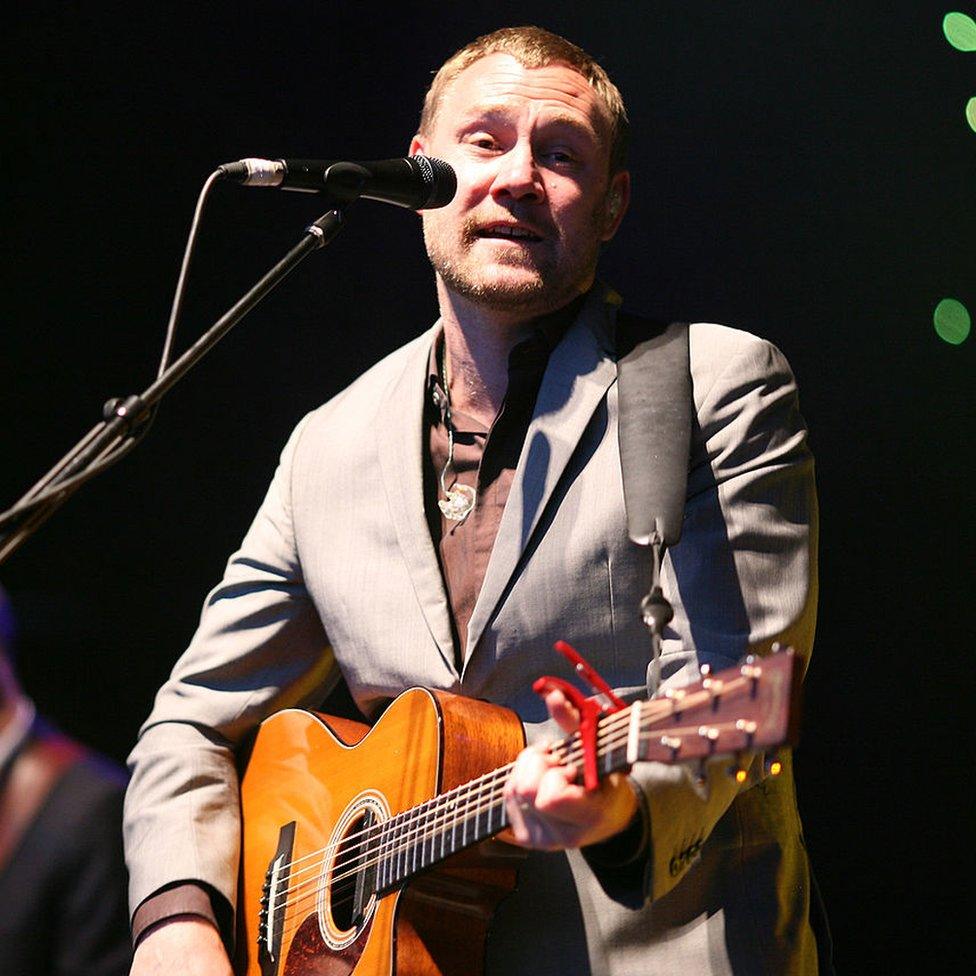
[426,289,592,421]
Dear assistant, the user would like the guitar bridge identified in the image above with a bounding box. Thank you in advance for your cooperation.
[258,821,296,976]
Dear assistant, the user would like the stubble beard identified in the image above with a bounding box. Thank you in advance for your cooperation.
[422,212,601,314]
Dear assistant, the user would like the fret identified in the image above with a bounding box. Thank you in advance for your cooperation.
[424,803,435,868]
[473,785,482,840]
[375,821,386,892]
[454,794,463,853]
[410,811,418,875]
[441,795,452,859]
[396,814,405,886]
[385,815,394,888]
[419,806,429,870]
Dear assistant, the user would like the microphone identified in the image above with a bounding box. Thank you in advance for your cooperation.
[217,155,456,209]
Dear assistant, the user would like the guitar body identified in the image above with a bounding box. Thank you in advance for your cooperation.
[236,689,526,976]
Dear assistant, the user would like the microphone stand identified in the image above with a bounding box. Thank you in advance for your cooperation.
[0,208,345,565]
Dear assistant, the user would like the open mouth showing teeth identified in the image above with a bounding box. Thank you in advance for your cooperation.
[477,225,542,242]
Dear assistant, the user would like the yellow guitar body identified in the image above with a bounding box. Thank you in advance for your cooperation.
[236,689,525,976]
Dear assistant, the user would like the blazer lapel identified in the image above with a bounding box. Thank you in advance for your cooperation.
[376,323,457,676]
[463,292,618,667]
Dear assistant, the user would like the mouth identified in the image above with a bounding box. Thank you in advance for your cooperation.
[474,222,544,243]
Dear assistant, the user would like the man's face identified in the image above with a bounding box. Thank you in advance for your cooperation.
[411,53,629,316]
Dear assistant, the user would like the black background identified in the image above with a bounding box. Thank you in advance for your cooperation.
[3,3,973,971]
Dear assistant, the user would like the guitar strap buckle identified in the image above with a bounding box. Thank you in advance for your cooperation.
[532,640,628,791]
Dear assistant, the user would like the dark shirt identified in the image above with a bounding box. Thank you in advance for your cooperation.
[424,312,574,667]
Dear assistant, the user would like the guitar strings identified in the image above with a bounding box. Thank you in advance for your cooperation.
[270,719,627,927]
[269,709,644,929]
[268,693,665,885]
[270,678,736,918]
[270,687,723,922]
[267,678,757,932]
[277,705,755,941]
[274,707,755,946]
[273,707,627,891]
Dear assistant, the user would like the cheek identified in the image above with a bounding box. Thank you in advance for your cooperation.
[449,156,498,199]
[552,190,599,230]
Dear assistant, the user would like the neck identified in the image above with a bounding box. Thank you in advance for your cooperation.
[436,280,585,426]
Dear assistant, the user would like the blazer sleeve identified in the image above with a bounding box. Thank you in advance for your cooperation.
[123,414,342,924]
[617,324,818,904]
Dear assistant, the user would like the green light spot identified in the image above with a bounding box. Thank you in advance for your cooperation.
[967,96,976,132]
[944,11,976,51]
[933,298,971,344]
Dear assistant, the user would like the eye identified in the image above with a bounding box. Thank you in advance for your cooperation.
[466,133,500,152]
[540,146,582,168]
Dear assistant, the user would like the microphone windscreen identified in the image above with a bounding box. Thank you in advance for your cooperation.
[414,156,456,208]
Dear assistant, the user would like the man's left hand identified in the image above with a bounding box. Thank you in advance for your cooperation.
[501,688,639,850]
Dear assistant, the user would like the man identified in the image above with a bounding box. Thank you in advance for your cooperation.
[126,26,823,975]
[0,586,131,976]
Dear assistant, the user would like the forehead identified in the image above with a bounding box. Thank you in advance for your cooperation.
[434,52,609,136]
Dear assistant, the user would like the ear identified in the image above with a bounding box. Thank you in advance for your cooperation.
[601,169,631,241]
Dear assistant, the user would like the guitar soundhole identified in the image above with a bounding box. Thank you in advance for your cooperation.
[330,811,373,932]
[318,790,387,952]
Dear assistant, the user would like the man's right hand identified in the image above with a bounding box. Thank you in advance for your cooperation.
[130,916,233,976]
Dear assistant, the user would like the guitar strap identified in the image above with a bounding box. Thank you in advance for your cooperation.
[615,312,691,696]
[615,312,691,550]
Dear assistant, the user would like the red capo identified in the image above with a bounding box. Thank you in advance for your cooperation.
[532,640,628,791]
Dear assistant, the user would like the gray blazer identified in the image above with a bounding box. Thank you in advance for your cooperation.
[125,286,820,974]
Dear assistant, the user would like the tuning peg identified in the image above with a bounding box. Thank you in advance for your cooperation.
[697,725,720,753]
[735,718,757,748]
[740,658,762,698]
[764,753,784,777]
[659,734,682,759]
[701,674,725,698]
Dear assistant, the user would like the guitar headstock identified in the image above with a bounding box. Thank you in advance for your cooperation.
[630,647,803,767]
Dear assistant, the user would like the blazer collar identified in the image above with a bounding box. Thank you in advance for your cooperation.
[376,322,457,677]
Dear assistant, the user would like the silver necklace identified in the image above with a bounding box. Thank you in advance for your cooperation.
[437,348,477,522]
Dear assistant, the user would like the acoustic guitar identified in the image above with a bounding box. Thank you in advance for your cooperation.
[236,648,802,976]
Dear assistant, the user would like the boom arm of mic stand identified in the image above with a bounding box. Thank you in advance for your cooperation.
[0,209,345,565]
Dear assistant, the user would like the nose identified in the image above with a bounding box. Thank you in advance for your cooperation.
[490,142,545,204]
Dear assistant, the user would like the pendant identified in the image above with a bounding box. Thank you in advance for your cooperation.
[438,483,477,522]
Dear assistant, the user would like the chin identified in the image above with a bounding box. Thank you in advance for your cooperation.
[446,271,555,311]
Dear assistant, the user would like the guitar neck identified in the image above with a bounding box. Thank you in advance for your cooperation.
[372,648,799,893]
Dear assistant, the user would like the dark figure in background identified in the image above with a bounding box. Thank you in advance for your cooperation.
[0,586,131,976]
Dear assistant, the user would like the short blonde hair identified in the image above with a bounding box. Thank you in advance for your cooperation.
[419,26,630,173]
